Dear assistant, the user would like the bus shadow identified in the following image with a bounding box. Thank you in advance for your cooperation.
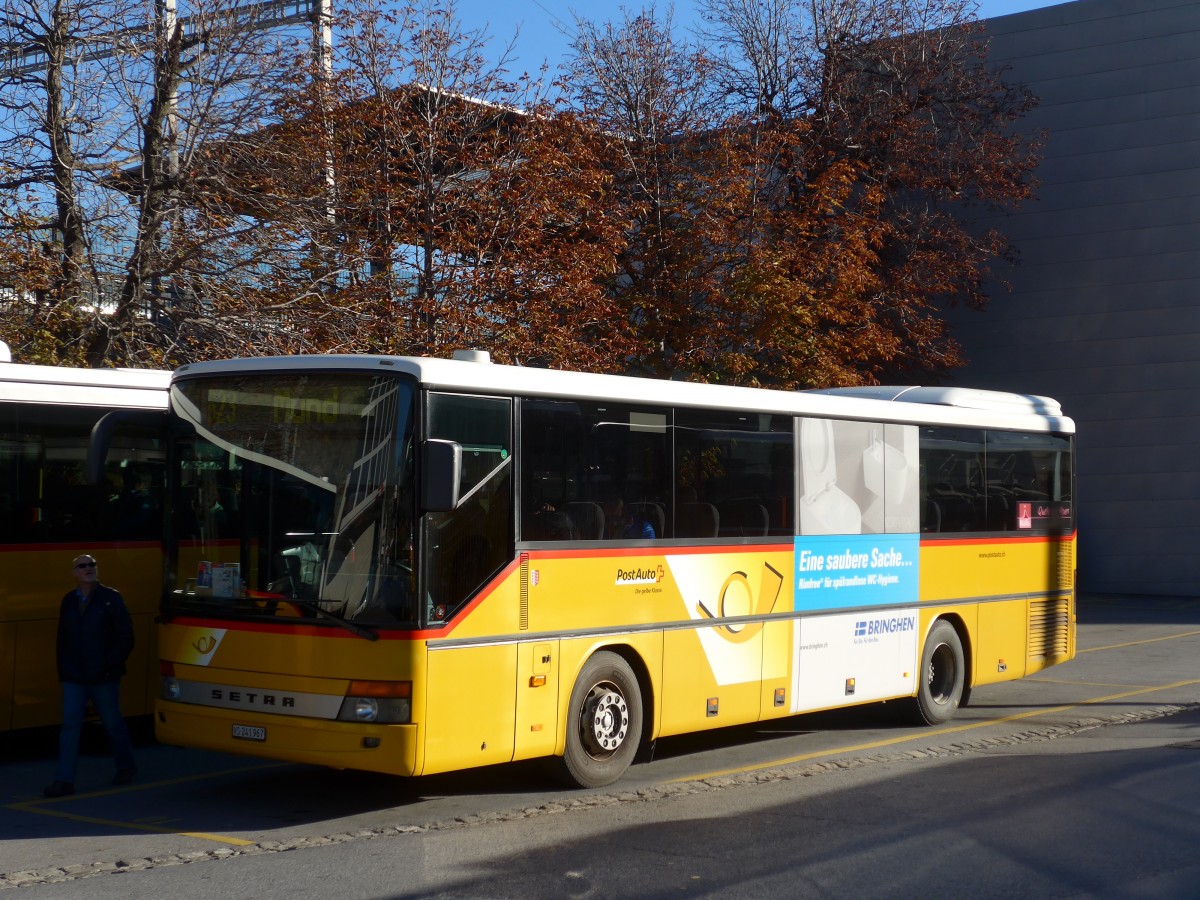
[1,704,906,844]
[379,713,1200,898]
[649,704,898,764]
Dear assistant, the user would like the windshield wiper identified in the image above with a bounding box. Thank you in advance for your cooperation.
[163,592,379,640]
[286,599,379,641]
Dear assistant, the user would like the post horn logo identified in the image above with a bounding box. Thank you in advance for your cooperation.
[696,562,784,644]
[192,635,217,655]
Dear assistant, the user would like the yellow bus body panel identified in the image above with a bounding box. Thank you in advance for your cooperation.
[156,532,1075,777]
[156,700,419,774]
[920,535,1076,687]
[156,623,423,775]
[1,543,162,729]
[920,535,1075,603]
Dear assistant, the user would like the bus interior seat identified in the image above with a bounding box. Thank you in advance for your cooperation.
[564,501,605,540]
[677,502,719,538]
[922,499,942,533]
[628,502,666,539]
[718,499,769,537]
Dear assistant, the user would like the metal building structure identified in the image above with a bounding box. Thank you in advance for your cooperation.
[947,0,1200,595]
[1,1,328,76]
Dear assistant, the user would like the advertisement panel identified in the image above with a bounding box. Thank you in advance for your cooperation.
[792,609,920,711]
[793,533,919,611]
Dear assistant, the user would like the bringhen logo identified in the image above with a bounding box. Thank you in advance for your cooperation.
[853,614,917,643]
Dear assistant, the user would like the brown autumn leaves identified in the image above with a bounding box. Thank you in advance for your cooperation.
[0,0,1038,388]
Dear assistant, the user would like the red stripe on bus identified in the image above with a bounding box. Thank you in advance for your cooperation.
[921,531,1077,548]
[523,542,786,560]
[0,540,162,553]
[170,615,444,641]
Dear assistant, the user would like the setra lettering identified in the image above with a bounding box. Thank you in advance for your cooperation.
[210,688,295,708]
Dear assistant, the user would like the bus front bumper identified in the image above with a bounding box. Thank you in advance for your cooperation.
[155,699,420,777]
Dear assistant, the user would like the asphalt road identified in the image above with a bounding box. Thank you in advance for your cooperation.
[4,594,1199,897]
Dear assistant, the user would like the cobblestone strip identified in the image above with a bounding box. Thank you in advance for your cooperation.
[3,703,1194,890]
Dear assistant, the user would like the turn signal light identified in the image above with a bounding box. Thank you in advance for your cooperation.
[347,680,411,698]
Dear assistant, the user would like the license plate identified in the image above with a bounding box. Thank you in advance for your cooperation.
[232,724,266,742]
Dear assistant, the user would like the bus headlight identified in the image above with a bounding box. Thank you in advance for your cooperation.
[347,698,378,722]
[336,681,412,724]
[160,661,181,700]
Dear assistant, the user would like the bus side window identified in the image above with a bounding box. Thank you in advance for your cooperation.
[424,394,513,620]
[0,405,26,544]
[674,409,794,539]
[520,398,586,540]
[0,403,164,544]
[984,430,1073,533]
[520,399,670,542]
[920,427,987,533]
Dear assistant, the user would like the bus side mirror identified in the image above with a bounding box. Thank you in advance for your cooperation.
[86,409,167,485]
[422,439,462,512]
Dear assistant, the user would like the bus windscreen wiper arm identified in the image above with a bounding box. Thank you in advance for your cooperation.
[288,599,379,641]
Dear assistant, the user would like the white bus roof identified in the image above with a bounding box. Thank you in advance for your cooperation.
[173,353,1075,434]
[808,385,1063,417]
[0,362,171,409]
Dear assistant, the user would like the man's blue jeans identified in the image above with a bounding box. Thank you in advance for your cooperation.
[54,680,136,784]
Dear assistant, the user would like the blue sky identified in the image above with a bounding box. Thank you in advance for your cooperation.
[450,0,1070,73]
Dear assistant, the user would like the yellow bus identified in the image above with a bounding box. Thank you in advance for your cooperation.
[0,345,169,730]
[151,351,1075,787]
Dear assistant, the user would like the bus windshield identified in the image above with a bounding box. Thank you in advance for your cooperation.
[165,372,417,629]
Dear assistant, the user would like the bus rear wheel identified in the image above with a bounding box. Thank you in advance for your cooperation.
[911,620,965,726]
[560,651,643,789]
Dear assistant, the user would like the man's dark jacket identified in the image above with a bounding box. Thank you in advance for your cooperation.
[56,584,135,684]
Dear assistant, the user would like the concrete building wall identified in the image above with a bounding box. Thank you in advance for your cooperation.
[946,0,1200,594]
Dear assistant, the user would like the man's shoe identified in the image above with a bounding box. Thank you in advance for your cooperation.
[112,767,137,786]
[43,780,75,798]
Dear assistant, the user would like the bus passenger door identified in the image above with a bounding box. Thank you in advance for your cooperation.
[514,640,559,760]
[419,392,519,775]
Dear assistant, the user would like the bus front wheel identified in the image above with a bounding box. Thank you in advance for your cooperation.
[560,651,643,789]
[911,620,965,726]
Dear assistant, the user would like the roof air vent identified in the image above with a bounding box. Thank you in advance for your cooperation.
[451,349,491,364]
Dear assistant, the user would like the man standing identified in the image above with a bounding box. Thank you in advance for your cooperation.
[43,555,137,798]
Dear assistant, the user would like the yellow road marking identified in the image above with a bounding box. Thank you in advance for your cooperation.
[12,626,1200,840]
[5,801,256,845]
[5,762,285,846]
[1026,678,1152,688]
[676,678,1200,783]
[1081,628,1200,653]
